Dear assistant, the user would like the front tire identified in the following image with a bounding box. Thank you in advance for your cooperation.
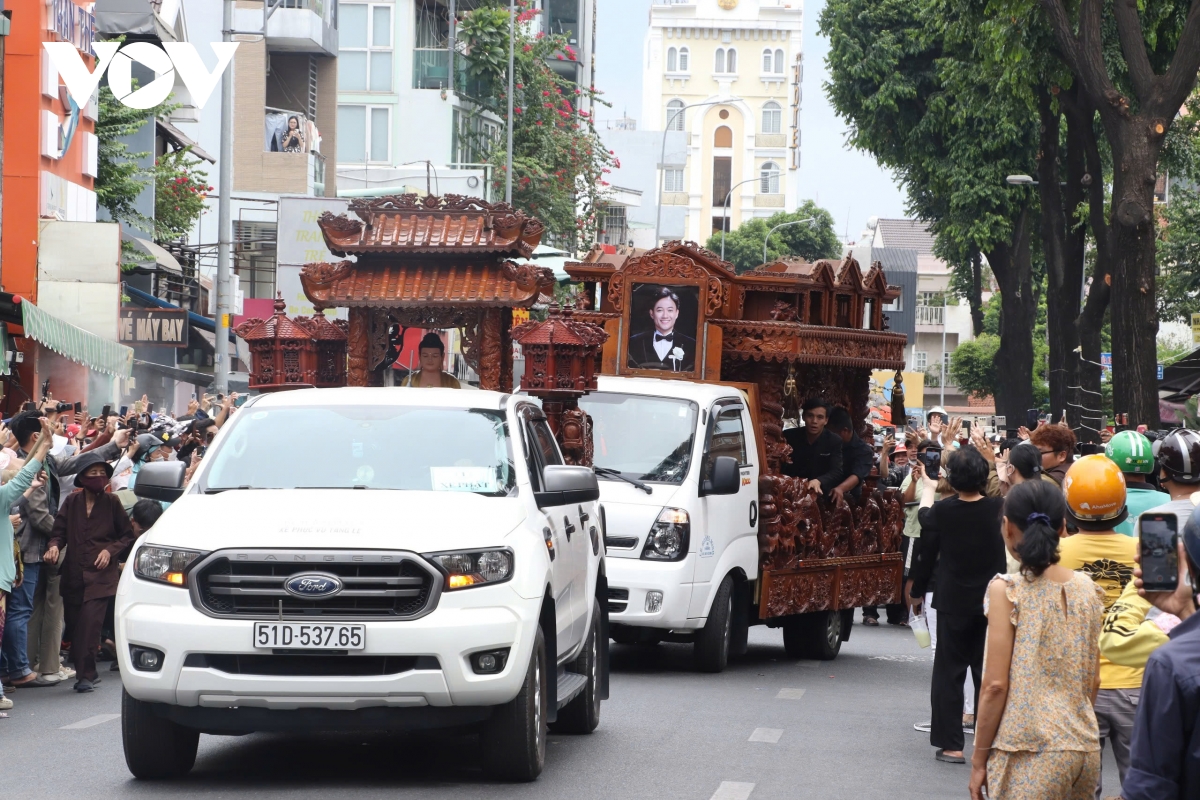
[694,575,734,673]
[552,598,602,734]
[122,690,199,780]
[482,627,547,781]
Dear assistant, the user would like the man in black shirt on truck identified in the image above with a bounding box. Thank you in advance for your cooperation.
[782,398,843,494]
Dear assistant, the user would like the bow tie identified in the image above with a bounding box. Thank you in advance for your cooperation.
[655,333,674,342]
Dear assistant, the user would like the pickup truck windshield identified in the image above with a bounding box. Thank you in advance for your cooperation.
[204,406,516,495]
[578,392,698,484]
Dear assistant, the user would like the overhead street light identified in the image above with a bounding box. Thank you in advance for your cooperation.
[719,174,777,261]
[763,217,816,265]
[654,100,734,244]
[1006,174,1036,186]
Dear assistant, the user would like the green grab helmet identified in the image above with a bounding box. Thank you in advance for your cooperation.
[1104,429,1156,475]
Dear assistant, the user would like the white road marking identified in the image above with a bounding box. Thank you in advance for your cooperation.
[776,687,806,700]
[748,727,783,743]
[710,781,756,800]
[60,713,120,730]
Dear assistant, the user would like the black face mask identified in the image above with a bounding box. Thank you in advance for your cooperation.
[77,474,109,494]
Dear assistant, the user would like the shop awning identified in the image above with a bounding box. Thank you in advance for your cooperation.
[20,299,133,378]
[122,232,184,274]
[134,358,213,387]
[156,119,217,163]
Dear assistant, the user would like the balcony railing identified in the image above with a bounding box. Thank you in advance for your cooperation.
[414,48,450,89]
[915,305,945,326]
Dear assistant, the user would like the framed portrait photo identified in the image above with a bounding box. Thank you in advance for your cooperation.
[624,282,702,375]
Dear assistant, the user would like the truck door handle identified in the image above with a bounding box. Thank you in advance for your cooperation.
[578,505,590,524]
[563,515,576,539]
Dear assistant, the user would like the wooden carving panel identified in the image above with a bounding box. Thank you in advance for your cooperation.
[610,251,726,316]
[762,570,835,618]
[719,321,906,368]
[479,307,504,390]
[838,563,903,608]
[347,307,370,387]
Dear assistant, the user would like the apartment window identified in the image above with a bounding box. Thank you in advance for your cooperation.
[714,47,736,74]
[913,350,928,370]
[337,105,390,163]
[666,99,685,131]
[918,290,942,307]
[600,206,627,245]
[339,3,393,92]
[774,48,784,73]
[762,101,781,134]
[667,46,677,72]
[678,46,689,72]
[664,168,684,193]
[884,294,903,312]
[712,156,731,210]
[233,220,278,300]
[760,161,780,194]
[547,0,581,46]
[762,48,772,73]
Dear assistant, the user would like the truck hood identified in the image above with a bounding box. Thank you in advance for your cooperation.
[144,489,527,554]
[598,481,683,558]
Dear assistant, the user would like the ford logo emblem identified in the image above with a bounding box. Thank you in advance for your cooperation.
[284,573,343,599]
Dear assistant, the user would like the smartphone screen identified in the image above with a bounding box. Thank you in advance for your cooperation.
[22,402,35,412]
[119,405,128,417]
[1140,514,1179,592]
[101,404,111,417]
[1026,408,1040,428]
[73,402,82,413]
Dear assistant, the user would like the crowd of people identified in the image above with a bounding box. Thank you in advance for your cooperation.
[0,392,240,709]
[783,401,1200,800]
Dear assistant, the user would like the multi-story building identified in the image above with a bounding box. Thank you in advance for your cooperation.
[0,0,137,413]
[853,217,991,415]
[641,0,803,244]
[336,0,594,201]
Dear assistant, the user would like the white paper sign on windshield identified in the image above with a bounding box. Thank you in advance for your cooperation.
[430,467,499,493]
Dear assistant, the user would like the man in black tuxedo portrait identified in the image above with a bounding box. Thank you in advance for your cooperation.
[626,286,696,372]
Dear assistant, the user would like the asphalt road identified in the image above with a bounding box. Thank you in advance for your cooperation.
[0,615,1122,799]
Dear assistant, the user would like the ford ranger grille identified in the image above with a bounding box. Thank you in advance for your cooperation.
[191,550,440,620]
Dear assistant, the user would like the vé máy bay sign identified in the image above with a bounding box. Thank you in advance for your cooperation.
[120,308,189,348]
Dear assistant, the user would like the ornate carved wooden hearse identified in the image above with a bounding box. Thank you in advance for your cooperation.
[298,194,557,391]
[567,241,910,618]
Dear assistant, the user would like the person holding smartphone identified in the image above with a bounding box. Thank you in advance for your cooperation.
[1117,504,1200,800]
[1058,455,1140,795]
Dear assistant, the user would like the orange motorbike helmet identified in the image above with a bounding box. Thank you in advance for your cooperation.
[1063,454,1128,529]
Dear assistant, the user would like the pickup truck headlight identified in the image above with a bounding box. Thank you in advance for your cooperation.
[641,508,690,562]
[425,548,514,590]
[134,546,206,587]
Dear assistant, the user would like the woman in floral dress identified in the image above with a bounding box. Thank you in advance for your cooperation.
[970,480,1106,799]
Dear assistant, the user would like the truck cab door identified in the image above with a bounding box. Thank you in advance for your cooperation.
[692,400,756,607]
[520,407,587,658]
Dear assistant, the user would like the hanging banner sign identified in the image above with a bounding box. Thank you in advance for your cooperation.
[120,308,190,347]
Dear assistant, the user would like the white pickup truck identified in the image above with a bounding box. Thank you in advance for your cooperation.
[117,387,607,782]
[578,377,764,672]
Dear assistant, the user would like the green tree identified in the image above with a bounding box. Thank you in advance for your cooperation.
[1157,189,1200,325]
[991,0,1200,427]
[95,84,153,231]
[457,1,614,250]
[703,201,841,272]
[154,149,211,242]
[820,0,1040,425]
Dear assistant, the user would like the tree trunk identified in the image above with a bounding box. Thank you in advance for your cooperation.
[1039,87,1092,438]
[968,250,984,337]
[989,207,1036,424]
[1107,123,1162,428]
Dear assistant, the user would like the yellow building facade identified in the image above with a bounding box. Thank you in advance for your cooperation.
[642,0,803,245]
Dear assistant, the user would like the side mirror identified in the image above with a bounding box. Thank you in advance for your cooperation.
[701,456,740,496]
[536,465,600,508]
[133,461,187,503]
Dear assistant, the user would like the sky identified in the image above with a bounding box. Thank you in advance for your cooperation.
[594,0,909,244]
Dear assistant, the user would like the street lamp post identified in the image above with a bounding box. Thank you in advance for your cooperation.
[763,217,815,265]
[719,172,778,261]
[504,0,515,204]
[654,100,730,244]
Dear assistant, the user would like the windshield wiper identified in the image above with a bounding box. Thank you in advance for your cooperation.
[594,466,652,494]
[293,485,370,490]
[205,485,272,493]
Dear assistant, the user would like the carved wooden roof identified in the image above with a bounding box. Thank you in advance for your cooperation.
[511,305,610,347]
[299,260,556,310]
[740,255,900,299]
[292,313,348,341]
[318,194,544,259]
[234,297,314,341]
